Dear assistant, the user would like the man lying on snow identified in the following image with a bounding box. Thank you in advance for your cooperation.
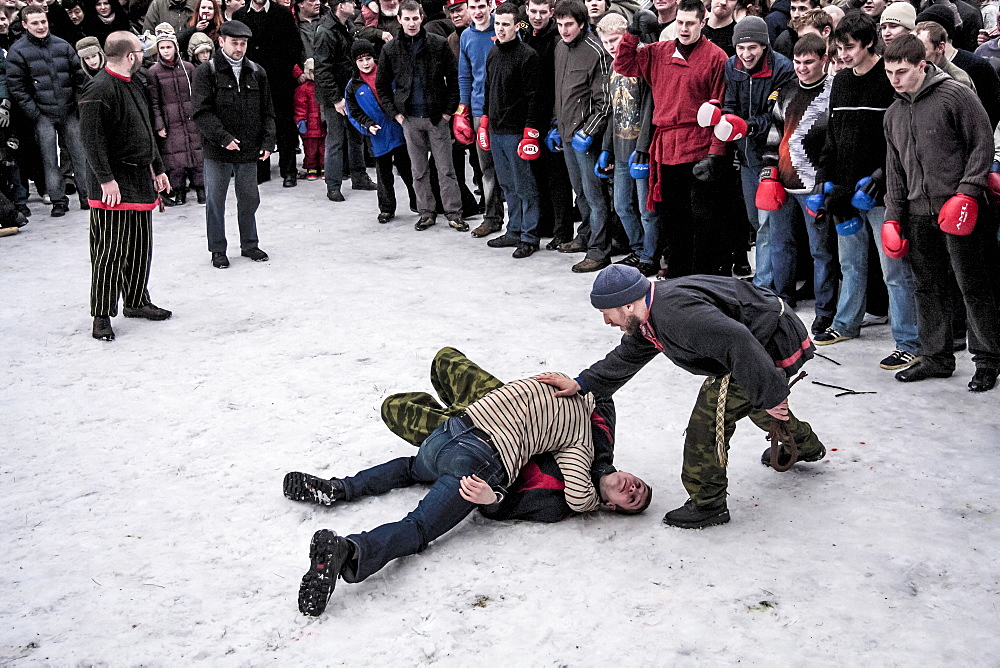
[283,347,652,617]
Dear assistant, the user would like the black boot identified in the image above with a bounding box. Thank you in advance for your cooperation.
[969,367,999,392]
[174,188,187,205]
[662,499,730,529]
[761,443,826,469]
[283,472,346,506]
[195,187,206,204]
[298,530,355,617]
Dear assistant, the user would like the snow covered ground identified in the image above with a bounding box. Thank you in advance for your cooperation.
[2,174,998,665]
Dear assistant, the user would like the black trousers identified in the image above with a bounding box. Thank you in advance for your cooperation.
[375,145,416,215]
[658,162,730,277]
[530,147,575,240]
[908,212,1000,369]
[89,207,153,317]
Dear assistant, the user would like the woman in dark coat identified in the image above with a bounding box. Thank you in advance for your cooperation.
[146,25,204,204]
[81,0,132,46]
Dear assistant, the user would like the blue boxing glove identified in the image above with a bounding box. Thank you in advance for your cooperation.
[806,181,832,217]
[297,120,307,134]
[851,168,884,212]
[594,150,612,178]
[545,127,563,152]
[835,215,863,236]
[629,151,649,180]
[571,130,593,153]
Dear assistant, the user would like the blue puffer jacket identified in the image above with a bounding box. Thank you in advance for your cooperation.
[345,77,404,158]
[722,49,795,164]
[5,32,82,121]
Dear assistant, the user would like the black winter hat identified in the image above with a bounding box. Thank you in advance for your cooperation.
[352,39,376,61]
[916,4,956,40]
[590,265,651,309]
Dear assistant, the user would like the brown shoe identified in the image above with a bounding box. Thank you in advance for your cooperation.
[557,238,587,253]
[571,257,610,273]
[470,219,502,238]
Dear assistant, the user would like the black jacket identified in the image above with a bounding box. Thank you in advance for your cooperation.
[952,48,1000,128]
[192,52,277,163]
[5,32,85,121]
[522,18,559,126]
[375,27,458,124]
[313,13,356,107]
[79,69,164,205]
[233,2,301,100]
[483,38,542,134]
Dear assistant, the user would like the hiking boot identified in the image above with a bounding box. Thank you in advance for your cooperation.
[895,359,954,383]
[879,349,919,371]
[51,201,68,217]
[92,316,115,341]
[327,188,345,202]
[761,443,826,469]
[241,247,269,262]
[968,367,998,393]
[545,236,568,251]
[298,530,354,617]
[415,216,436,231]
[486,235,519,248]
[212,252,230,269]
[512,242,537,259]
[811,315,833,335]
[662,499,730,529]
[448,217,469,232]
[557,238,587,254]
[470,219,502,238]
[813,328,852,346]
[351,173,377,191]
[377,212,394,224]
[572,257,610,273]
[283,472,346,506]
[123,303,172,321]
[615,253,640,267]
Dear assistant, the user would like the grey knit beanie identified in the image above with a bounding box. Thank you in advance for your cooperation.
[733,16,770,47]
[590,266,651,309]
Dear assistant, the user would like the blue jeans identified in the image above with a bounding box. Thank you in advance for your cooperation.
[739,156,771,289]
[340,417,507,583]
[490,133,539,245]
[323,105,367,190]
[563,146,610,262]
[832,206,919,352]
[35,114,88,206]
[203,158,260,254]
[614,160,658,265]
[769,193,839,317]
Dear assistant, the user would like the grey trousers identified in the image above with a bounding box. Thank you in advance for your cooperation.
[402,116,461,220]
[473,115,503,226]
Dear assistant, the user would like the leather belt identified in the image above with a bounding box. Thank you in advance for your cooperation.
[455,412,494,445]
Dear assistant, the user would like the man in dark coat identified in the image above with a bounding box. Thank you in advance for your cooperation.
[234,0,301,186]
[540,265,826,529]
[79,31,172,342]
[191,20,275,269]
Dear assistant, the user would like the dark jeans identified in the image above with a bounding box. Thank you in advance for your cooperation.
[490,133,539,245]
[35,114,88,206]
[530,146,575,240]
[375,145,416,215]
[323,106,367,189]
[658,162,729,277]
[340,417,508,583]
[204,158,260,254]
[563,146,610,262]
[907,212,1000,369]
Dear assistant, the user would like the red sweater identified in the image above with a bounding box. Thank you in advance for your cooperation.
[615,33,727,205]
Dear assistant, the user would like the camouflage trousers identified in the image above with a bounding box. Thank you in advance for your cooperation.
[380,347,505,446]
[682,375,824,506]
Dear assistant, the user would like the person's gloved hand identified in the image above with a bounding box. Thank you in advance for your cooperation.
[692,155,724,182]
[571,130,593,153]
[629,150,649,180]
[882,220,909,258]
[594,150,613,178]
[296,120,307,134]
[851,168,884,211]
[452,104,474,145]
[824,183,856,218]
[938,193,978,236]
[545,127,563,152]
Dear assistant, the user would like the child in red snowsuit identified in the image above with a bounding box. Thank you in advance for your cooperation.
[293,67,326,180]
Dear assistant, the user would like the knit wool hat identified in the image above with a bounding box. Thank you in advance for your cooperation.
[75,36,102,60]
[590,265,651,309]
[733,16,770,47]
[187,31,214,60]
[916,4,956,40]
[352,38,376,61]
[880,1,916,30]
[154,22,178,46]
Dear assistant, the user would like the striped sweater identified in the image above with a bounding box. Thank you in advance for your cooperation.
[762,75,833,194]
[464,375,600,513]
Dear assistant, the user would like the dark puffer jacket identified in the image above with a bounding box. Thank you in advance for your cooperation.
[147,55,203,171]
[5,32,85,121]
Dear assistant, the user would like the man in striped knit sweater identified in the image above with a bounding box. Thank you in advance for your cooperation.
[290,372,651,616]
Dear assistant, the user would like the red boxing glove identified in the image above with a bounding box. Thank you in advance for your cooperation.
[476,116,490,151]
[714,114,748,142]
[697,99,722,127]
[452,105,474,145]
[517,127,540,160]
[755,166,787,211]
[882,220,909,258]
[938,193,978,236]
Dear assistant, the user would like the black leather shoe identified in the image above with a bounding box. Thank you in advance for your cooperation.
[486,235,519,248]
[512,242,537,259]
[241,247,269,262]
[212,252,230,269]
[283,175,297,188]
[662,499,730,529]
[92,316,115,341]
[327,188,345,202]
[283,472,346,506]
[298,530,354,617]
[969,368,999,392]
[123,303,172,320]
[377,212,394,224]
[545,236,568,251]
[895,359,954,383]
[351,173,377,191]
[51,202,68,217]
[415,216,436,231]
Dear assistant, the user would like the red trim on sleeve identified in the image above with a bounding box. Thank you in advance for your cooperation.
[774,337,813,368]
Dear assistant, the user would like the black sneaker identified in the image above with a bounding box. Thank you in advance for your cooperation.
[351,173,377,191]
[327,188,345,202]
[283,472,346,506]
[512,242,537,259]
[123,303,172,321]
[92,316,115,341]
[486,235,519,248]
[545,236,569,251]
[811,315,833,336]
[879,349,918,371]
[615,253,641,267]
[662,499,730,529]
[51,201,68,217]
[298,530,354,617]
[377,212,394,224]
[761,443,826,469]
[636,261,658,277]
[813,328,852,346]
[448,217,469,232]
[212,252,230,269]
[241,247,269,262]
[415,216,436,231]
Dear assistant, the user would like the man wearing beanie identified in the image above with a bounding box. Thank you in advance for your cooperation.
[879,1,915,48]
[540,265,826,528]
[723,15,794,294]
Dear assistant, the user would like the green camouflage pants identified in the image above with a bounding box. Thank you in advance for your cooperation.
[682,376,824,506]
[380,347,505,446]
